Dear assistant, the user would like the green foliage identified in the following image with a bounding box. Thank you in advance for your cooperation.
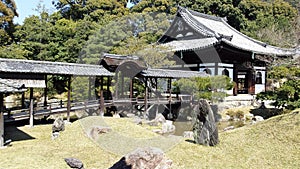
[0,0,18,45]
[82,12,174,67]
[71,77,91,101]
[53,0,129,22]
[173,75,233,102]
[257,66,300,109]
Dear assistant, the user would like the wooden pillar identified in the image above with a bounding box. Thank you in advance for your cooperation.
[106,77,110,91]
[100,76,104,90]
[107,76,110,98]
[115,73,119,99]
[130,78,134,100]
[0,94,4,147]
[29,88,34,127]
[67,76,71,122]
[214,63,218,75]
[99,90,104,116]
[88,77,92,101]
[44,75,48,107]
[21,92,25,109]
[144,78,148,118]
[233,64,237,96]
[121,74,124,98]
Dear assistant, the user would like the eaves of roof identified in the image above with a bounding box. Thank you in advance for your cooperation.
[140,68,208,78]
[0,78,27,93]
[177,6,297,57]
[161,37,219,52]
[0,58,114,77]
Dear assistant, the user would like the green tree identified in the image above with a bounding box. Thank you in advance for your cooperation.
[173,75,233,102]
[0,0,18,45]
[257,66,300,109]
[52,0,129,23]
[81,12,174,67]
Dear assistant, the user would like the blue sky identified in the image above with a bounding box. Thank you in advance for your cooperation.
[13,0,133,24]
[14,0,55,24]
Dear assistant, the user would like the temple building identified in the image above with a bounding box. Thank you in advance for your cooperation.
[158,6,297,95]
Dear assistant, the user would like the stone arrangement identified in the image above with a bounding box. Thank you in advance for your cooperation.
[193,99,219,146]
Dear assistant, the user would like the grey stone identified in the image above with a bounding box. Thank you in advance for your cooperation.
[64,157,84,169]
[52,117,65,133]
[193,99,219,146]
[183,131,193,138]
[89,126,112,140]
[110,147,172,169]
[223,126,235,131]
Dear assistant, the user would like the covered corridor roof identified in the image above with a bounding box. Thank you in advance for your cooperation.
[0,78,26,93]
[0,58,113,76]
[141,68,208,78]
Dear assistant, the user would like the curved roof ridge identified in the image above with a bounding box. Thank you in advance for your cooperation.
[184,7,226,22]
[178,6,216,37]
[220,19,296,54]
[219,18,268,47]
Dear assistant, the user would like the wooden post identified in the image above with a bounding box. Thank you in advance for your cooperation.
[99,90,104,116]
[29,88,34,127]
[144,78,148,119]
[107,77,110,93]
[100,76,104,91]
[121,73,124,98]
[67,76,71,122]
[88,77,92,101]
[214,62,218,75]
[130,78,133,100]
[0,94,4,147]
[44,75,48,107]
[21,92,25,109]
[115,73,119,99]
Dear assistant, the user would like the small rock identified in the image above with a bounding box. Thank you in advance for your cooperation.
[183,131,193,138]
[64,157,84,169]
[253,115,264,122]
[89,126,112,140]
[109,147,172,169]
[223,126,235,131]
[52,117,65,134]
[162,122,175,134]
[52,132,60,140]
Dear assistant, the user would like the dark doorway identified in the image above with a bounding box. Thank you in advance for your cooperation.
[237,71,248,94]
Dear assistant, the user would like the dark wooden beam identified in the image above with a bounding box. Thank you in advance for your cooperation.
[67,76,71,122]
[44,75,48,107]
[0,94,4,147]
[144,78,148,118]
[29,88,34,127]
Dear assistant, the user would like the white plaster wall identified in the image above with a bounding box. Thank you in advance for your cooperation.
[254,67,266,94]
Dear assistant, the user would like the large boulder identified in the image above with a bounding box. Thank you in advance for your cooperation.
[110,147,172,169]
[193,99,219,146]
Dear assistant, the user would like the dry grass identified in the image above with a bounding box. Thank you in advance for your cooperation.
[0,111,299,169]
[168,110,300,168]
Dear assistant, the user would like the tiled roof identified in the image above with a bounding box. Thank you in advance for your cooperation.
[161,38,219,52]
[0,78,27,93]
[175,6,297,56]
[141,68,208,78]
[0,58,114,76]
